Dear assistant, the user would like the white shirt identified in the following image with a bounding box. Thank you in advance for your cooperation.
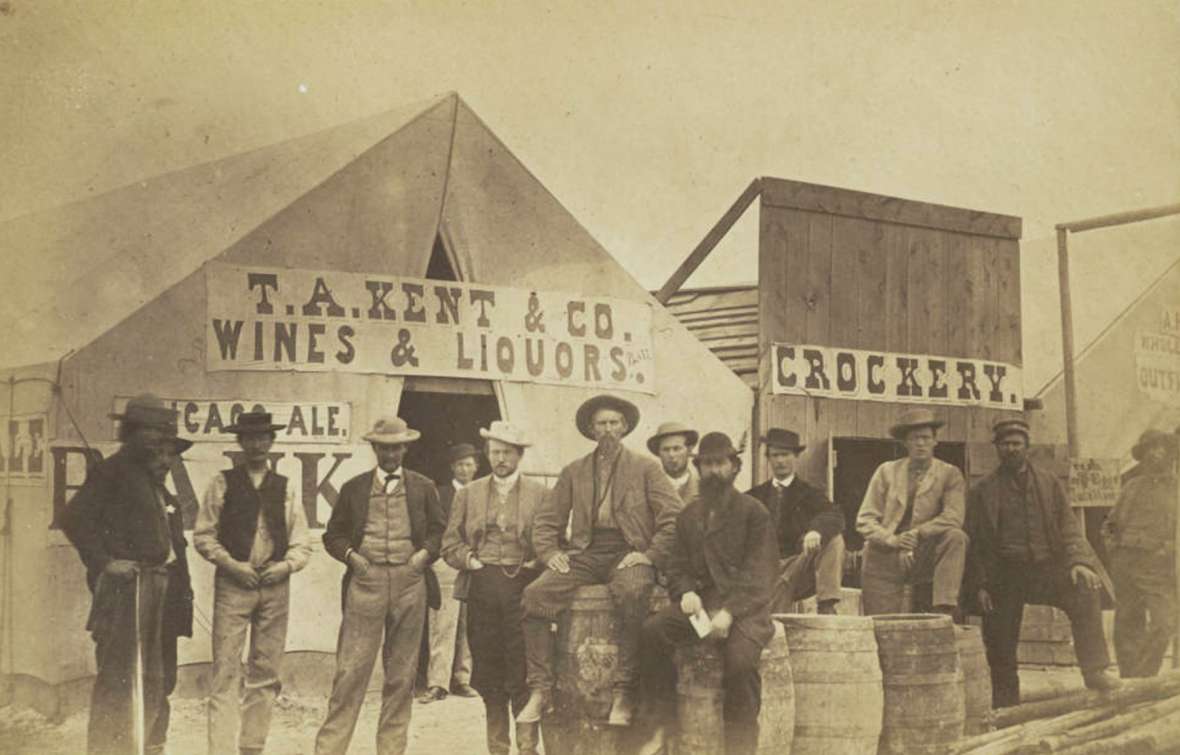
[772,474,796,490]
[667,470,691,488]
[194,468,314,572]
[380,466,403,492]
[453,479,466,492]
[492,469,521,494]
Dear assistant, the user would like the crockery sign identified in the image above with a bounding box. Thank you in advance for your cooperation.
[205,262,656,394]
[112,397,350,444]
[771,343,1023,408]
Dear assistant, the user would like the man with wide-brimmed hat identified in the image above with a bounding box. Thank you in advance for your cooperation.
[442,421,547,755]
[193,411,313,755]
[62,393,195,755]
[747,428,845,615]
[640,432,777,755]
[1103,428,1178,678]
[418,442,478,704]
[966,418,1119,706]
[856,408,968,617]
[316,416,447,755]
[647,421,700,503]
[518,394,682,727]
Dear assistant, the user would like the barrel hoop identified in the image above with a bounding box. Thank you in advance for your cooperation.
[883,672,964,686]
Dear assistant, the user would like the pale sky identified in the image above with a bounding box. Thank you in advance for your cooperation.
[2,0,1178,390]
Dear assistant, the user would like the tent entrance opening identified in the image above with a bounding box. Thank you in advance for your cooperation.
[398,383,501,486]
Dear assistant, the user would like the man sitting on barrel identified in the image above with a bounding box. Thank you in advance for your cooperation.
[640,431,777,755]
[518,394,682,727]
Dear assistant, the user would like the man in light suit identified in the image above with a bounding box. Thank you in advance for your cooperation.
[647,421,699,504]
[518,394,683,727]
[856,409,968,618]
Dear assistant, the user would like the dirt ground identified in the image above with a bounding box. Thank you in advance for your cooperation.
[0,691,486,755]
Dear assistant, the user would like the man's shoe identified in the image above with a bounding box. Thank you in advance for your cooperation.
[417,685,448,704]
[450,682,479,698]
[516,689,549,723]
[636,724,667,755]
[607,689,636,727]
[1083,669,1122,692]
[817,600,839,615]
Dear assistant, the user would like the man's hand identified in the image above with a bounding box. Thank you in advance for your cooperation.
[801,531,822,555]
[410,549,430,572]
[680,591,703,616]
[547,551,571,574]
[467,554,485,570]
[103,559,139,581]
[347,551,371,577]
[710,608,734,639]
[977,589,995,614]
[882,534,902,550]
[896,530,919,551]
[617,551,653,570]
[1070,564,1102,590]
[224,560,260,588]
[259,561,289,586]
[898,550,915,572]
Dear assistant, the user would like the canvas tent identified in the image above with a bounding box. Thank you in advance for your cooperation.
[0,93,753,715]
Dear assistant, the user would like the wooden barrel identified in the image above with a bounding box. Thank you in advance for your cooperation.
[956,625,993,735]
[776,614,882,755]
[1018,604,1075,666]
[873,613,965,754]
[672,623,794,755]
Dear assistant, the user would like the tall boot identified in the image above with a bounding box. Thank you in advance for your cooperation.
[515,721,540,755]
[484,696,512,755]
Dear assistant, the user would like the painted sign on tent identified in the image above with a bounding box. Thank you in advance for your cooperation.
[1134,307,1180,408]
[205,262,656,394]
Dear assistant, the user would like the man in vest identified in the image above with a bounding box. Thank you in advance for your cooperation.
[194,411,313,755]
[316,416,447,755]
[647,422,700,503]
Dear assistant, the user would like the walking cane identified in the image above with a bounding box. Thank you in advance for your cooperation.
[132,567,145,755]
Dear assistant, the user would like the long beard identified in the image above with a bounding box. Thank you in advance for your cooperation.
[597,433,621,455]
[700,473,733,498]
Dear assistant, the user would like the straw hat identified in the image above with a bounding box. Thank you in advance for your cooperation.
[362,416,421,444]
[646,421,699,455]
[479,421,532,448]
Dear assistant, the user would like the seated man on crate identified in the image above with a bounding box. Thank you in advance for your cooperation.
[640,431,778,755]
[965,418,1120,707]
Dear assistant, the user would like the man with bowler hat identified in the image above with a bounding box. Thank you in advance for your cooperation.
[640,431,777,755]
[419,442,478,703]
[966,417,1120,705]
[518,394,682,727]
[647,421,700,503]
[443,422,546,755]
[62,394,195,755]
[193,411,313,755]
[315,416,447,755]
[747,428,845,615]
[857,408,968,617]
[1103,428,1178,678]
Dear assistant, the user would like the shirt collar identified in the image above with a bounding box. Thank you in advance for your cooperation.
[667,469,692,487]
[772,474,795,490]
[492,469,521,491]
[453,479,466,492]
[373,466,403,493]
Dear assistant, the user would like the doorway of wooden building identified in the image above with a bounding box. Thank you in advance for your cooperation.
[397,383,501,487]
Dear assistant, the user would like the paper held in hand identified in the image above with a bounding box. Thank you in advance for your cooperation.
[690,608,712,638]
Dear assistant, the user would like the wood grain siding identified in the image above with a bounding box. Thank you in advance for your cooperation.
[663,287,759,386]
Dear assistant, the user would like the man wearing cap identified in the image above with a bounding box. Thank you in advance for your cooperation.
[647,421,700,503]
[418,443,478,704]
[747,428,845,615]
[640,432,777,755]
[62,394,195,755]
[857,409,968,617]
[193,411,313,755]
[316,417,447,755]
[519,394,682,727]
[443,422,546,755]
[966,418,1119,705]
[1103,429,1178,678]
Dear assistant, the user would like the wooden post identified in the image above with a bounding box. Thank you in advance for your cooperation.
[1056,227,1079,459]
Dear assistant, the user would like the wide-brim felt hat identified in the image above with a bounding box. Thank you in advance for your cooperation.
[1132,429,1179,461]
[109,393,179,429]
[447,443,480,464]
[693,431,741,466]
[889,408,945,440]
[362,416,421,445]
[575,394,640,441]
[224,411,287,435]
[646,422,699,455]
[480,421,532,448]
[760,427,805,452]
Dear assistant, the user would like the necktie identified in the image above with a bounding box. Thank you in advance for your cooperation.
[384,473,400,492]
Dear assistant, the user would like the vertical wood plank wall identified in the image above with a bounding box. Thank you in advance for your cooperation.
[755,179,1023,487]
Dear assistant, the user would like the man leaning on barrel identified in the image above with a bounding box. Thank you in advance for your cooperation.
[965,417,1120,707]
[518,394,683,727]
[640,431,777,755]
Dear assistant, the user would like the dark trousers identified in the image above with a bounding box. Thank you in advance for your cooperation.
[1111,548,1178,678]
[982,559,1110,707]
[87,568,178,755]
[521,529,654,692]
[641,603,763,755]
[468,566,541,755]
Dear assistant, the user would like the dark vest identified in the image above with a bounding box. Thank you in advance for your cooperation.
[217,467,289,563]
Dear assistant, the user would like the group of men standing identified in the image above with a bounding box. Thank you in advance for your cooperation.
[62,392,1177,754]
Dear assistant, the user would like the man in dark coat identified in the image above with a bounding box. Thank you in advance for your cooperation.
[62,394,195,755]
[1104,429,1178,678]
[315,416,447,755]
[746,428,845,614]
[640,431,778,755]
[966,418,1120,707]
[519,394,683,727]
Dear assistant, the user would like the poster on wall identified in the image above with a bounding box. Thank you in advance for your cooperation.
[112,397,351,444]
[770,343,1023,409]
[1068,457,1122,508]
[205,262,656,394]
[1134,307,1180,407]
[1,413,47,483]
